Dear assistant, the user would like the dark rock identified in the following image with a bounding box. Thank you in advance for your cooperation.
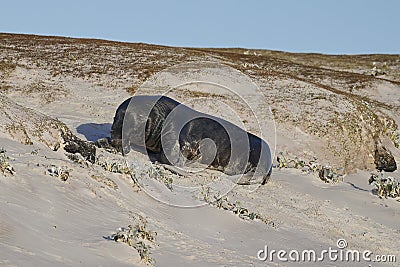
[61,131,96,163]
[94,137,118,154]
[94,137,111,148]
[374,145,397,172]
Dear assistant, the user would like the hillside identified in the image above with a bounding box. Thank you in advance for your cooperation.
[0,33,399,266]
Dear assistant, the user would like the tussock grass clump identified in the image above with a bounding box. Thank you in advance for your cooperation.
[107,214,157,265]
[369,172,400,199]
[0,147,15,175]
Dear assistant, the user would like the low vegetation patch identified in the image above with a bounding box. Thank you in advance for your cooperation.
[145,165,174,190]
[90,174,118,190]
[200,186,275,227]
[276,152,344,183]
[129,163,174,191]
[47,165,70,181]
[383,120,400,148]
[0,60,16,76]
[106,214,157,265]
[0,147,15,175]
[96,154,131,174]
[369,172,400,199]
[363,62,388,77]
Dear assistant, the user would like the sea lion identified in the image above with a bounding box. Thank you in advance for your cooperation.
[111,95,272,184]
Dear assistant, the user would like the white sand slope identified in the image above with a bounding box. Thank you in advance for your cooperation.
[1,134,399,266]
[0,90,399,266]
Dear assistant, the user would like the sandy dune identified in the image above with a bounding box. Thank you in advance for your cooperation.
[0,33,399,266]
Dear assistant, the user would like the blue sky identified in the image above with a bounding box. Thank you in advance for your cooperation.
[1,0,399,54]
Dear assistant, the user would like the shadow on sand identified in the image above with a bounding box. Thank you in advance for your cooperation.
[76,123,112,142]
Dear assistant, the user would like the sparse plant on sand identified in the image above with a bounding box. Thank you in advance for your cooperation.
[147,165,173,190]
[318,166,343,183]
[200,190,275,227]
[276,152,344,183]
[47,165,70,181]
[96,155,131,174]
[107,215,157,265]
[364,62,388,77]
[369,172,400,199]
[130,163,174,191]
[66,153,89,166]
[382,118,400,148]
[0,147,15,175]
[90,174,119,190]
[389,131,400,148]
[30,149,39,155]
[0,60,16,76]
